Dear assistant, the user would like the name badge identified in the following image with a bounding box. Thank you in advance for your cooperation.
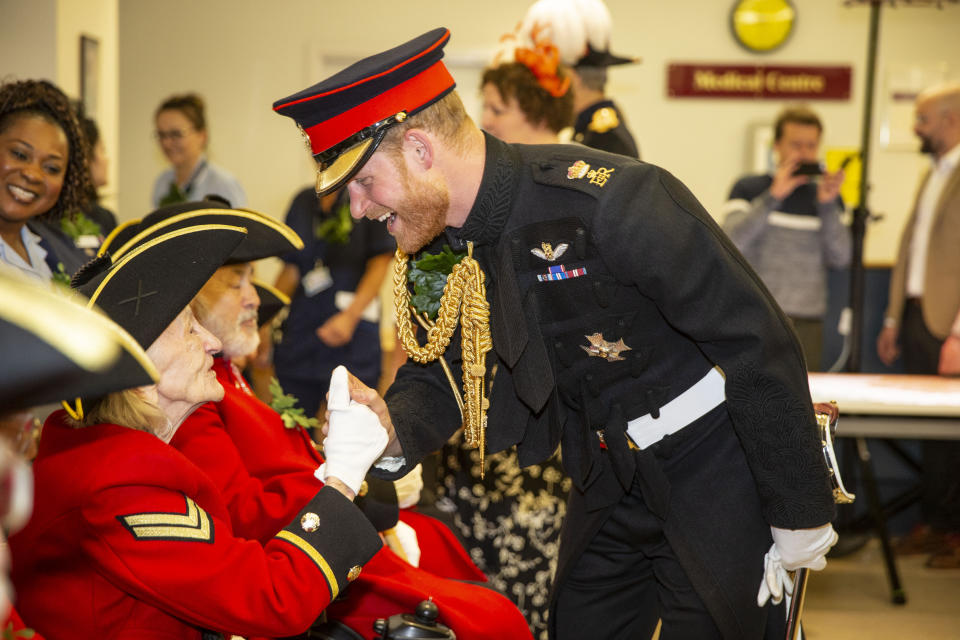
[302,261,333,297]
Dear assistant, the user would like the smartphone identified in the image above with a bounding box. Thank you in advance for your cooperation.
[792,162,824,176]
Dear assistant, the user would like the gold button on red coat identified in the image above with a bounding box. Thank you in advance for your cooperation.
[300,512,320,533]
[347,565,362,582]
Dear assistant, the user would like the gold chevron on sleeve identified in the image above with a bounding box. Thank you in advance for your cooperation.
[117,495,214,543]
[276,530,340,598]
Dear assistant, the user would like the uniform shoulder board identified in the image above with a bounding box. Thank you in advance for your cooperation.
[531,153,628,197]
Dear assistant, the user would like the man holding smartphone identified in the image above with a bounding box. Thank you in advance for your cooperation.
[722,105,851,370]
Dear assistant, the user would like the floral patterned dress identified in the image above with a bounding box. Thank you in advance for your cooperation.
[435,432,571,640]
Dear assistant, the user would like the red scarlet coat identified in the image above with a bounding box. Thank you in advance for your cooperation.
[213,359,323,474]
[172,359,531,640]
[180,358,485,581]
[10,412,381,639]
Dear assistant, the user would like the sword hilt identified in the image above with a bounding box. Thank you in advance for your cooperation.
[783,402,856,640]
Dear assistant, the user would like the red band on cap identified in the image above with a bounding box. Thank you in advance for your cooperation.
[304,61,455,154]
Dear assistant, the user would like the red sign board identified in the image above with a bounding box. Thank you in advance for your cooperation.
[667,63,852,100]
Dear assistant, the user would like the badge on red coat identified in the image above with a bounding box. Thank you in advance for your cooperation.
[117,495,214,542]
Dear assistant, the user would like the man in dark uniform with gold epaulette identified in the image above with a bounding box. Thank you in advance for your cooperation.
[273,27,837,640]
[521,0,640,159]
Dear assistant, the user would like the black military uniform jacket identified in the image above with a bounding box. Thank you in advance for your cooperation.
[381,133,833,530]
[380,135,834,639]
[573,100,639,159]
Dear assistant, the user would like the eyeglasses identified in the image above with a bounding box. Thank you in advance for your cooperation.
[154,128,193,141]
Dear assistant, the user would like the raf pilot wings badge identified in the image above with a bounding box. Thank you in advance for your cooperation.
[531,242,569,262]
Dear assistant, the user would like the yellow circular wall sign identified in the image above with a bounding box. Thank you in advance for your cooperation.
[730,0,796,53]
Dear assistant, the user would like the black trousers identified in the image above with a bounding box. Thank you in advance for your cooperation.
[552,406,785,640]
[902,299,960,531]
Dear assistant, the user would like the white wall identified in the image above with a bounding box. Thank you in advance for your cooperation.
[0,0,58,81]
[117,0,960,265]
[56,0,119,211]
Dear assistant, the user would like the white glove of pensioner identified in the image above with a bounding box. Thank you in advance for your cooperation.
[315,365,388,496]
[394,463,424,510]
[757,523,838,607]
[384,519,422,568]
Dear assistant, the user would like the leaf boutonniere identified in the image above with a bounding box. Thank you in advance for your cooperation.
[60,210,102,241]
[268,377,320,430]
[407,245,467,320]
[314,201,353,245]
[3,622,36,639]
[51,262,72,289]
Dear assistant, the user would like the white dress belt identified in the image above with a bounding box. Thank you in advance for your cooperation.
[626,367,726,450]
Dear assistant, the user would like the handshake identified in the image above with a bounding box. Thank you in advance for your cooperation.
[315,366,389,497]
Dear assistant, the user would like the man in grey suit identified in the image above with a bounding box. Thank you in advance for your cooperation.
[877,83,960,567]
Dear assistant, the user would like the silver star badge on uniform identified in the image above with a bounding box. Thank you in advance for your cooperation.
[580,332,631,362]
[531,242,569,261]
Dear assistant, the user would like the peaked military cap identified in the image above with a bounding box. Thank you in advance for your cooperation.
[273,27,456,195]
[99,199,303,264]
[0,268,157,411]
[253,279,290,328]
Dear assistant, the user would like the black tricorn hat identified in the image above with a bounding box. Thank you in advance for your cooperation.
[253,279,290,328]
[273,28,456,195]
[0,269,158,412]
[62,225,248,420]
[73,224,248,350]
[99,199,303,264]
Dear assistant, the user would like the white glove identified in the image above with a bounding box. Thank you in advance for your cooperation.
[316,366,388,495]
[384,520,421,568]
[757,523,837,607]
[394,464,424,509]
[757,544,793,606]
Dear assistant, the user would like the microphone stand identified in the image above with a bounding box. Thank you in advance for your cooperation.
[846,0,881,374]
